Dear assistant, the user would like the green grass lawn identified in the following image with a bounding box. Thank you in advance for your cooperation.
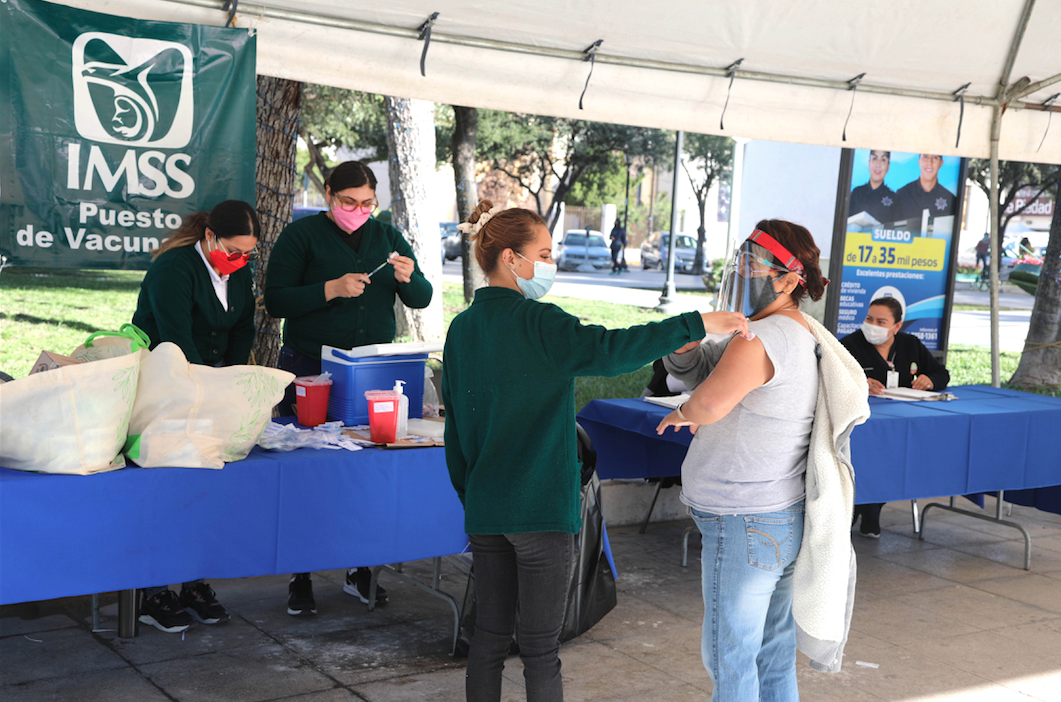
[2,272,1052,402]
[1,268,144,377]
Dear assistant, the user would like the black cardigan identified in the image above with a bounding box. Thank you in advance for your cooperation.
[839,329,950,391]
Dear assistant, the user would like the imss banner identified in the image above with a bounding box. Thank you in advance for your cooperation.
[0,0,256,269]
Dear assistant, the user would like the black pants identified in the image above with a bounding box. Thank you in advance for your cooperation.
[610,244,623,272]
[854,503,884,533]
[467,532,573,702]
[277,345,322,417]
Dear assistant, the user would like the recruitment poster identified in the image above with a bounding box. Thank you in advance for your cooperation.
[835,149,965,351]
[0,0,256,270]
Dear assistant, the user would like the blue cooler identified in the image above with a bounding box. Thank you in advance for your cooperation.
[321,346,427,426]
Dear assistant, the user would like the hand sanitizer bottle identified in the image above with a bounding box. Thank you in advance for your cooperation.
[393,380,409,439]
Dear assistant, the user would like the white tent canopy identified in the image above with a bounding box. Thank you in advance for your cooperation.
[58,0,1061,164]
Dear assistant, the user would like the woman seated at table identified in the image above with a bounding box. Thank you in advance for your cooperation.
[442,200,749,702]
[131,199,260,633]
[840,296,950,537]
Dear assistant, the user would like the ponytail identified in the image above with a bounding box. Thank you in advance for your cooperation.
[466,199,545,275]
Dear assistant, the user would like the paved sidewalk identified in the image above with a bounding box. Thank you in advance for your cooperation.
[5,497,1061,701]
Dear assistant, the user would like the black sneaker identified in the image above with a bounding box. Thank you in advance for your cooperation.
[179,582,229,624]
[344,567,387,605]
[139,590,193,633]
[287,574,316,616]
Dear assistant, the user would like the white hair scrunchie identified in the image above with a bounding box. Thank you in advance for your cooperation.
[456,204,504,236]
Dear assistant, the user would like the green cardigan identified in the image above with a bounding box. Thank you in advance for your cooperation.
[442,287,707,535]
[264,213,433,359]
[132,244,255,366]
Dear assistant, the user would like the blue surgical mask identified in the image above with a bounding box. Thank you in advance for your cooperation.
[510,252,557,300]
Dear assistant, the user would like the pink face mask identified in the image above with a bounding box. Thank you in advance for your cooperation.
[332,203,371,232]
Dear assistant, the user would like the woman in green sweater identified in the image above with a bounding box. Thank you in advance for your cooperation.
[131,199,260,634]
[443,200,748,702]
[132,199,258,367]
[264,160,433,616]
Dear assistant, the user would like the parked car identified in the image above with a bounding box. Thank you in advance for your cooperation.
[555,230,611,271]
[440,222,462,260]
[640,231,699,272]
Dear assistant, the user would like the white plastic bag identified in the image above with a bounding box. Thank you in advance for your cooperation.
[125,342,294,468]
[0,350,144,474]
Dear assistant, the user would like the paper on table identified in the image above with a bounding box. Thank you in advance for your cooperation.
[643,394,690,409]
[879,387,956,401]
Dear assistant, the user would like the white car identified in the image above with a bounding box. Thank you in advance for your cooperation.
[555,230,612,271]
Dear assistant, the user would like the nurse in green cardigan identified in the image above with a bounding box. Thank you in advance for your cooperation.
[131,199,260,634]
[443,200,749,702]
[264,160,433,617]
[132,199,258,367]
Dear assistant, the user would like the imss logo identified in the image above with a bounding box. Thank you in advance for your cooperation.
[65,32,196,199]
[71,32,193,148]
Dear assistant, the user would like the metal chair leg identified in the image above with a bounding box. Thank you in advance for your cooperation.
[681,526,699,567]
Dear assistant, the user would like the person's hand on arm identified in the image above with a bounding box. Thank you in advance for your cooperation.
[867,377,886,395]
[656,334,772,435]
[324,273,370,301]
[699,311,751,340]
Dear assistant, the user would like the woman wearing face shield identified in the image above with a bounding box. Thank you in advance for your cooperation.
[656,220,866,698]
[443,200,749,702]
[841,297,949,538]
[264,160,433,616]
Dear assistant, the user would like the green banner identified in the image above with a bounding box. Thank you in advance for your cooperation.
[0,0,256,269]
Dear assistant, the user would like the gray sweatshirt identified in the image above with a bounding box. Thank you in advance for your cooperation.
[664,315,820,514]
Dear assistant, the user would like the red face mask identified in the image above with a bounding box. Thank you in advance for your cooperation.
[208,238,250,275]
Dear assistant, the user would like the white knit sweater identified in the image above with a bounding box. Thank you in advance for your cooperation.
[793,312,870,673]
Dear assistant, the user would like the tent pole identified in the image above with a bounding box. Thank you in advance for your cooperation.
[656,130,683,313]
[989,106,1002,388]
[986,0,1034,388]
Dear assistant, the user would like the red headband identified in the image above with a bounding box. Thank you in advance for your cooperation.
[747,229,806,286]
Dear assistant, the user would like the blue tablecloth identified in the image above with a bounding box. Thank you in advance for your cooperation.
[0,445,469,606]
[577,385,1061,505]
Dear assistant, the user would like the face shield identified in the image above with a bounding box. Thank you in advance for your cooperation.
[718,230,805,318]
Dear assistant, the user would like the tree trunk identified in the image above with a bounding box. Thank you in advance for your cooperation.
[1009,183,1061,389]
[252,75,302,369]
[385,96,443,342]
[451,106,480,304]
[693,197,708,275]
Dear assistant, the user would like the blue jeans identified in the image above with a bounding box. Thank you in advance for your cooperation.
[692,501,805,702]
[467,532,573,702]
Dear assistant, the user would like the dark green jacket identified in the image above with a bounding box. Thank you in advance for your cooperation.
[442,287,706,535]
[264,213,433,359]
[132,244,254,366]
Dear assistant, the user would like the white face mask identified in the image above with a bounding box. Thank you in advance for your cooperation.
[510,252,557,300]
[861,321,892,346]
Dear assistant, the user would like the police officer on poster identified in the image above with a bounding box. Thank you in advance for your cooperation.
[894,153,956,222]
[848,150,896,224]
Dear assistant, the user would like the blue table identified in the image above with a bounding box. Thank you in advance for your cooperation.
[0,445,469,608]
[577,385,1061,567]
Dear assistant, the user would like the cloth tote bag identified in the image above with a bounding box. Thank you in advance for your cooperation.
[125,342,293,469]
[71,323,151,362]
[0,350,144,474]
